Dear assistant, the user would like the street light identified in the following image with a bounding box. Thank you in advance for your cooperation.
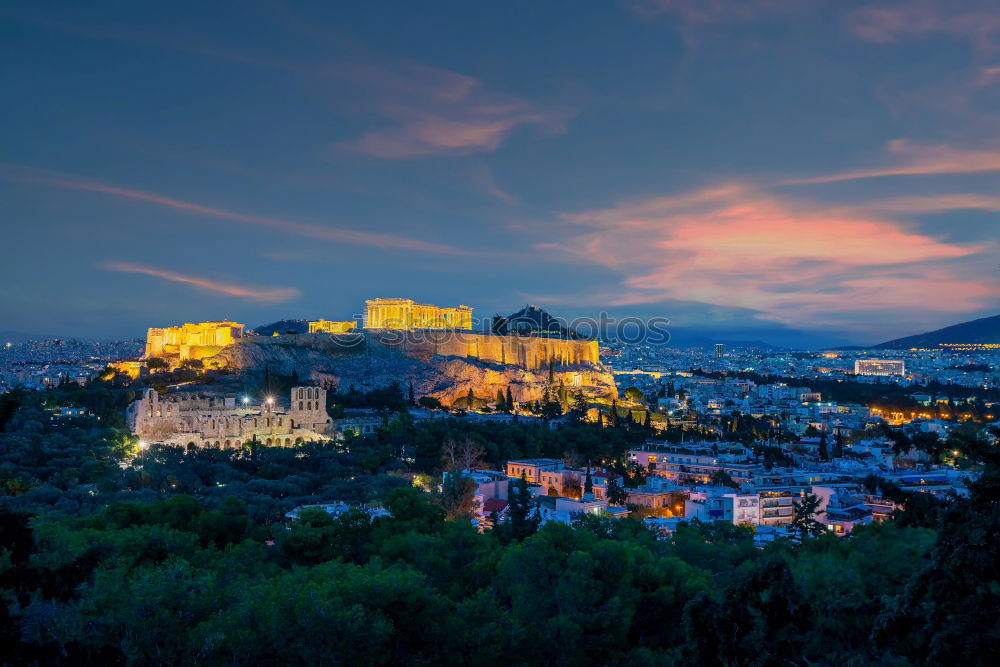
[241,396,250,405]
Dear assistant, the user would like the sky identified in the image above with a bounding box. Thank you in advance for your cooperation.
[1,0,998,346]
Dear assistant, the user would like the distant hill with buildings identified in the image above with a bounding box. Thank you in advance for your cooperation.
[871,314,1000,349]
[503,305,573,337]
[251,320,311,336]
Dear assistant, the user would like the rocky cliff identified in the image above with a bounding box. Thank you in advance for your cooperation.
[206,332,617,405]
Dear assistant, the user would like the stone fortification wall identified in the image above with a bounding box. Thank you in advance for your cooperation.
[238,331,598,370]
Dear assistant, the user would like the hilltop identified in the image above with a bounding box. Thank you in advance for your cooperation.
[251,319,311,336]
[206,330,617,406]
[872,314,1000,349]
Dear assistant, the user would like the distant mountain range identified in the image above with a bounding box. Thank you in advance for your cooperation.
[871,314,1000,349]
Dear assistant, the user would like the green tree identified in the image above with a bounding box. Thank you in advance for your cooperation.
[541,401,563,420]
[683,555,808,664]
[709,470,739,489]
[417,396,442,410]
[495,477,539,543]
[606,478,628,505]
[146,357,169,371]
[441,471,478,520]
[624,387,644,403]
[790,493,826,542]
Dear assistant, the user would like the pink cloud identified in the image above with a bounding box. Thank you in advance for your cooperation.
[848,1,1000,53]
[334,61,568,158]
[975,64,1000,86]
[783,140,1000,184]
[546,185,998,327]
[862,193,1000,213]
[101,261,299,302]
[0,163,472,255]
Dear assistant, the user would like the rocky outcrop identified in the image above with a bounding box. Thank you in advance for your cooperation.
[205,332,617,405]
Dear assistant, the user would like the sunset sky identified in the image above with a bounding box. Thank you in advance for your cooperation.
[2,0,998,345]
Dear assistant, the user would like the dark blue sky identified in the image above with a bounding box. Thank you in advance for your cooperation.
[1,0,998,345]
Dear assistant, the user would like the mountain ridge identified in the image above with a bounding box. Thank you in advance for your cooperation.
[871,314,1000,349]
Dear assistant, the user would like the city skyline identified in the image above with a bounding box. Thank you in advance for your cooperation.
[2,0,999,344]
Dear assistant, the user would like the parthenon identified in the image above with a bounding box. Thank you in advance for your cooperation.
[364,298,473,330]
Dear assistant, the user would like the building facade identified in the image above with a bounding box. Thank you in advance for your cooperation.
[505,458,563,484]
[854,359,906,377]
[364,298,473,330]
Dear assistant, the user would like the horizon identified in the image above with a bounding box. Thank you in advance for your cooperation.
[3,304,994,349]
[2,1,999,345]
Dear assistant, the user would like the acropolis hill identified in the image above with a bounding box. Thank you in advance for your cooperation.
[137,299,617,406]
[209,329,614,406]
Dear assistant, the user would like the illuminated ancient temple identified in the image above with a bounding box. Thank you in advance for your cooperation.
[364,298,473,330]
[144,321,245,362]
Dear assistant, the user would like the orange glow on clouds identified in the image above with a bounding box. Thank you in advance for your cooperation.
[101,262,300,302]
[550,184,998,325]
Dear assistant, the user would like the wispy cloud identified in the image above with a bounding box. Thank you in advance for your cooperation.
[629,0,797,24]
[469,163,518,206]
[782,140,1000,184]
[544,183,999,330]
[0,163,472,255]
[16,13,565,161]
[334,61,569,158]
[101,261,300,302]
[974,64,1000,86]
[848,0,1000,53]
[861,193,1000,213]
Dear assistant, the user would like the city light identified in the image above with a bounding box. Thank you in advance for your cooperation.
[242,396,250,405]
